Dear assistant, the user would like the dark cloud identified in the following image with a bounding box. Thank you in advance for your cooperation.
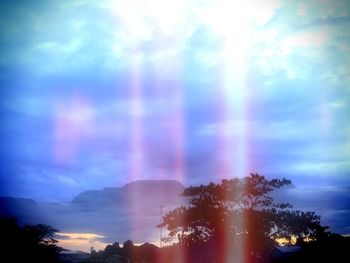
[272,185,350,234]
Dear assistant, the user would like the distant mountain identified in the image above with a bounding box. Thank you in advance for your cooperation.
[0,180,187,244]
[0,196,42,225]
[0,196,36,210]
[72,180,185,206]
[1,181,350,246]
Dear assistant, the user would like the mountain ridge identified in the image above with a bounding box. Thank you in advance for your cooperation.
[71,179,185,204]
[0,179,187,244]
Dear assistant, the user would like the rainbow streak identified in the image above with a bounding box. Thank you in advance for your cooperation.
[152,35,187,261]
[152,60,186,184]
[110,1,257,260]
[217,7,251,262]
[126,53,147,242]
[54,94,95,166]
[128,55,145,183]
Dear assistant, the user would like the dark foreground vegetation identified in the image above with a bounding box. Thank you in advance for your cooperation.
[0,216,61,262]
[1,174,349,262]
[87,233,350,263]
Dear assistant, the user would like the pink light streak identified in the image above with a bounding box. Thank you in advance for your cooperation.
[54,94,95,165]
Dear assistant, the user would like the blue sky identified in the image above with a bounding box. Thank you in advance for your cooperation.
[0,0,350,203]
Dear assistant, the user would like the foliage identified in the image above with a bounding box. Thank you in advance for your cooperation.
[159,173,327,258]
[88,240,155,263]
[0,216,60,262]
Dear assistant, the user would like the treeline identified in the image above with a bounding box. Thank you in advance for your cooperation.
[1,174,349,263]
[88,174,350,263]
[156,174,350,262]
[86,234,350,263]
[89,241,158,263]
[0,216,61,262]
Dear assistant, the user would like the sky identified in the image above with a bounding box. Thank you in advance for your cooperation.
[0,0,350,251]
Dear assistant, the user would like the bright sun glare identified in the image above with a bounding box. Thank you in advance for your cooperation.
[53,0,283,255]
[107,0,272,180]
[105,2,270,261]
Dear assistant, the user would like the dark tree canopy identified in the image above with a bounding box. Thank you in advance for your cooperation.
[0,217,61,263]
[159,174,327,261]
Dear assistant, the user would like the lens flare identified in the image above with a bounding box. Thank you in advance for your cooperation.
[54,94,95,165]
[108,0,274,261]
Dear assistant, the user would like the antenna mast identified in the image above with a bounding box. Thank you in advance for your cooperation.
[160,204,163,248]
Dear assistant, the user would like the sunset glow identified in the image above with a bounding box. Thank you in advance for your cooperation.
[56,232,107,252]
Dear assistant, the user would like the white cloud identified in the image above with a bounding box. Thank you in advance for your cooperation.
[288,161,350,175]
[281,30,329,54]
[56,175,78,187]
[0,0,286,76]
[34,39,83,55]
[195,120,316,141]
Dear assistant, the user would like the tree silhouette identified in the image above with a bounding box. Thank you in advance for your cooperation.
[0,216,60,262]
[159,174,327,261]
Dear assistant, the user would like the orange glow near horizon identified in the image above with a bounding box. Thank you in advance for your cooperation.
[276,236,297,246]
[56,232,107,252]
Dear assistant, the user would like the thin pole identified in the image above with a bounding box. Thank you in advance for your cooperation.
[160,204,163,248]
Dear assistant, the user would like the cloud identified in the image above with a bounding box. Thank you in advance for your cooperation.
[56,232,107,252]
[0,0,349,223]
[0,0,283,77]
[272,185,350,233]
[281,30,329,51]
[57,232,105,241]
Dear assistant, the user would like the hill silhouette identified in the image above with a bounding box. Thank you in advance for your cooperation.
[1,179,349,247]
[0,180,186,244]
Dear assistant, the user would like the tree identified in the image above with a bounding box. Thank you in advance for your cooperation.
[104,241,123,258]
[159,174,326,261]
[273,209,328,244]
[0,217,61,262]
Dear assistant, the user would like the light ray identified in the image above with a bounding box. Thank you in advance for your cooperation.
[108,1,272,261]
[54,94,95,165]
[209,2,253,262]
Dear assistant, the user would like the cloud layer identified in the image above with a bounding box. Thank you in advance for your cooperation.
[0,0,349,236]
